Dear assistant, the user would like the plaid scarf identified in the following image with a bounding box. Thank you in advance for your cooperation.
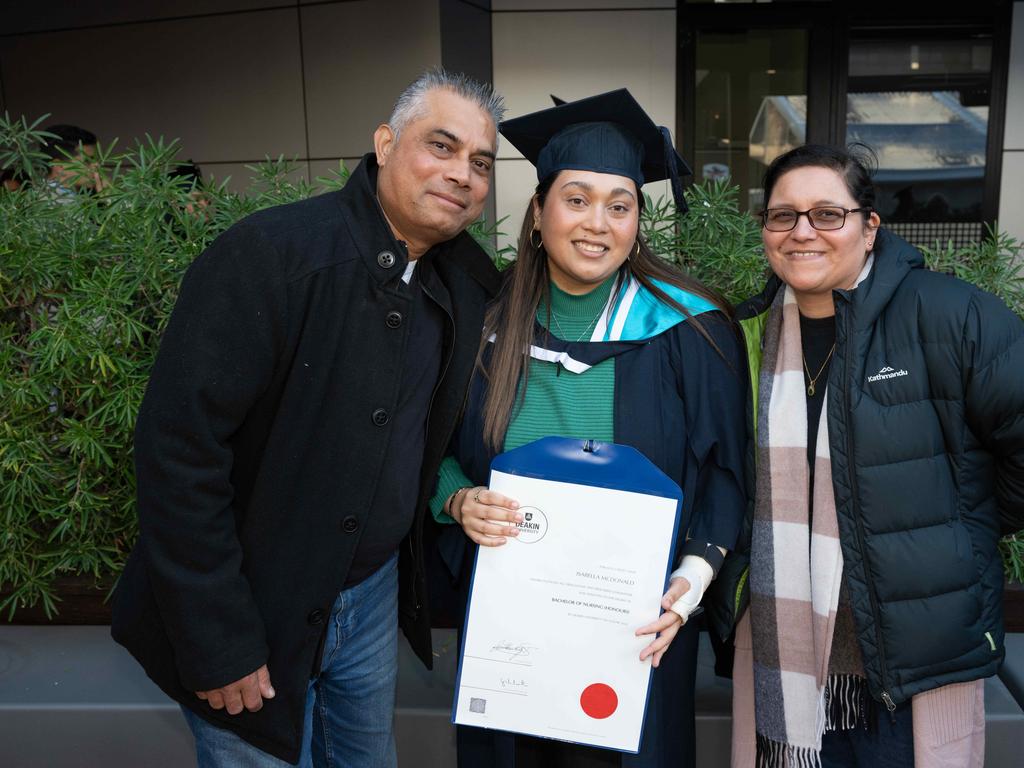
[749,273,872,768]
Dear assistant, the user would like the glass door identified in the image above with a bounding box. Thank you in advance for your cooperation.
[693,28,808,213]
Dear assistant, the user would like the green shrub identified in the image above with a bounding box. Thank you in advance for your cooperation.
[0,122,317,618]
[1,114,1021,619]
[642,180,769,306]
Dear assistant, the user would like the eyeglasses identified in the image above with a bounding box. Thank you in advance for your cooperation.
[760,206,872,232]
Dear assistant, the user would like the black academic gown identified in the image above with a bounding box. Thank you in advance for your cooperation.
[433,310,749,768]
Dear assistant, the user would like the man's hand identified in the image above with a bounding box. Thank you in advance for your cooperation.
[196,664,275,715]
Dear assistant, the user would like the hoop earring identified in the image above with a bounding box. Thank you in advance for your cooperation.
[631,240,641,259]
[530,229,543,250]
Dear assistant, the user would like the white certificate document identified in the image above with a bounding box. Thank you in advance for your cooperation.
[453,458,681,753]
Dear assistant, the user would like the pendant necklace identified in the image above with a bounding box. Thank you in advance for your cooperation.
[802,342,836,397]
[549,307,604,343]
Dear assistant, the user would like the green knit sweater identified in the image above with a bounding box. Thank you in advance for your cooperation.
[430,276,618,522]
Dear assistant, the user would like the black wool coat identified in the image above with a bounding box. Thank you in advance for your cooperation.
[111,155,501,762]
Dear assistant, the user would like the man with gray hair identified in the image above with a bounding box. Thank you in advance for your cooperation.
[112,69,504,766]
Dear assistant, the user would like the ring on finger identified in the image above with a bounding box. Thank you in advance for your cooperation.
[473,489,482,504]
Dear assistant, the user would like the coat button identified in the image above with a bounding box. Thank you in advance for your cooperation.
[342,516,359,534]
[386,311,403,329]
[371,408,389,426]
[377,250,396,268]
[307,609,324,626]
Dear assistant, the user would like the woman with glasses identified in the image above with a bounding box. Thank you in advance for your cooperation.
[708,143,1024,768]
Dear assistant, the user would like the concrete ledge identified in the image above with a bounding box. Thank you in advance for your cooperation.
[0,626,194,768]
[998,633,1024,709]
[1,626,1021,767]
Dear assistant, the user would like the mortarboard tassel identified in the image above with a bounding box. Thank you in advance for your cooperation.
[660,126,689,216]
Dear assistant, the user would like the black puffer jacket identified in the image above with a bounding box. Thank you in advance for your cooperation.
[709,228,1024,707]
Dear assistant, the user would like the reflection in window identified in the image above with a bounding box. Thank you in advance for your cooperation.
[846,34,991,247]
[748,91,987,223]
[849,39,991,78]
[847,91,987,222]
[748,95,806,210]
[695,28,807,213]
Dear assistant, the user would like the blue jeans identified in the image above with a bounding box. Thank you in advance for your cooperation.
[820,699,914,768]
[181,554,399,768]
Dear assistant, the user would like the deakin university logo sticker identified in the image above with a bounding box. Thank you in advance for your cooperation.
[512,507,548,544]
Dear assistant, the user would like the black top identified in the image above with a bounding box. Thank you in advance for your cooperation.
[346,261,445,587]
[800,312,836,506]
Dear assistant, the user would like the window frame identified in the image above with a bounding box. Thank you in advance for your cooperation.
[677,1,1012,230]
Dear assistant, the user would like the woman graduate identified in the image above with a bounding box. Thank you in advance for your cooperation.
[429,90,749,768]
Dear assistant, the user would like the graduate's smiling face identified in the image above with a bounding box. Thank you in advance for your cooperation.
[534,170,640,295]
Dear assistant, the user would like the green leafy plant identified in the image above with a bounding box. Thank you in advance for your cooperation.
[0,117,366,618]
[642,179,768,306]
[1003,534,1024,585]
[920,224,1024,318]
[1,113,1022,619]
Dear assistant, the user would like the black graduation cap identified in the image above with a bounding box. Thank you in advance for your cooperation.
[500,89,691,212]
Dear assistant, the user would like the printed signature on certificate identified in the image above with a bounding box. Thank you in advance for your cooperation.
[489,640,538,661]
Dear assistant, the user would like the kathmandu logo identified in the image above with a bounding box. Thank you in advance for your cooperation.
[867,365,909,383]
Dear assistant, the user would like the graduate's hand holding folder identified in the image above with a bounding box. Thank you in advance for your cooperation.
[454,485,692,667]
[452,437,697,753]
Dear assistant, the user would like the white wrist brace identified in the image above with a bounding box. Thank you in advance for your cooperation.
[668,555,714,623]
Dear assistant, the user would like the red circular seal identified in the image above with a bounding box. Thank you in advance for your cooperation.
[579,683,618,719]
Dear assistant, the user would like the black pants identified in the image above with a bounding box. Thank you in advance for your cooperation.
[820,699,914,768]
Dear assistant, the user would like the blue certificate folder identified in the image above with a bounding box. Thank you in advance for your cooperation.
[452,436,684,753]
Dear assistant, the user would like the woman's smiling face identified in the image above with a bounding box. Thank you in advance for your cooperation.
[762,165,880,313]
[535,169,640,295]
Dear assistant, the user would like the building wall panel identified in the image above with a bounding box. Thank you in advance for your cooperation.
[493,1,673,10]
[492,7,674,252]
[202,159,310,193]
[0,9,307,164]
[999,3,1024,244]
[1003,2,1024,151]
[3,0,288,35]
[301,0,442,159]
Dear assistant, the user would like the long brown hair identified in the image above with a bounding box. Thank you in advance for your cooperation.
[477,173,732,451]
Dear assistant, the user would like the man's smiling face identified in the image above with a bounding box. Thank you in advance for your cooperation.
[374,89,497,254]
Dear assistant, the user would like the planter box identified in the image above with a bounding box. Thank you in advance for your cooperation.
[5,576,1024,630]
[1,575,114,624]
[2,577,1024,630]
[1006,580,1024,634]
